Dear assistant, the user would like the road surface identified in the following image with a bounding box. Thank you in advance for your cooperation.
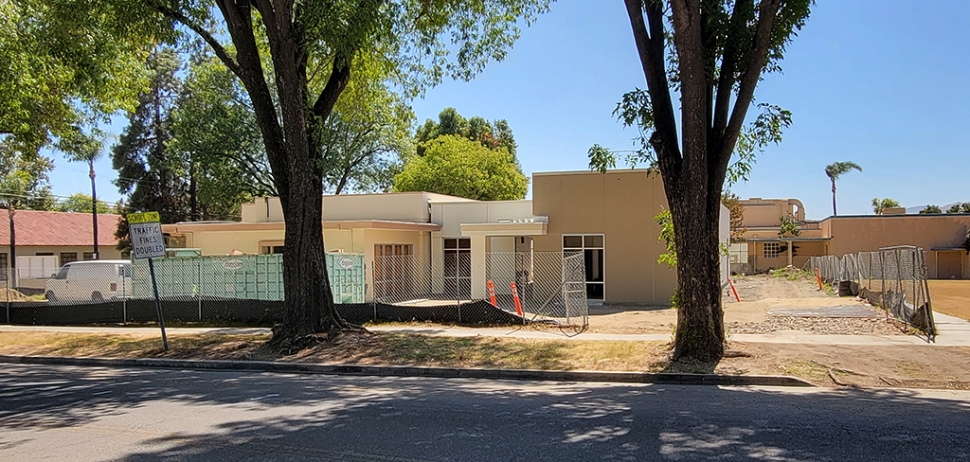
[1,364,969,461]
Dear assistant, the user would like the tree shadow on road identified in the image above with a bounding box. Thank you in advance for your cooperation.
[1,364,969,461]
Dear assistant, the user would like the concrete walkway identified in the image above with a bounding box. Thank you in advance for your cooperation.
[3,314,970,346]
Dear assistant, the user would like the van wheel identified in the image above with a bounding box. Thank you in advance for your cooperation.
[46,291,57,303]
[91,292,104,303]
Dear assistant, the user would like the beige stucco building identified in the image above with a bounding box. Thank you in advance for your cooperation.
[733,198,970,279]
[163,170,731,306]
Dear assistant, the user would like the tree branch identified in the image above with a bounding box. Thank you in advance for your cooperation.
[712,0,753,139]
[624,0,681,174]
[145,1,242,77]
[312,58,353,121]
[717,0,782,171]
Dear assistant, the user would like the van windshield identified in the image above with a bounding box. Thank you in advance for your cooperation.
[55,266,69,280]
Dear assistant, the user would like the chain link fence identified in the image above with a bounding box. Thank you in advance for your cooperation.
[808,246,936,339]
[0,254,365,325]
[373,251,589,329]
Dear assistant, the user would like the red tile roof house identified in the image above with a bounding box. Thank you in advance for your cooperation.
[0,210,123,291]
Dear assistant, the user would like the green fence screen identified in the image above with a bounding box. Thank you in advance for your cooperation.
[132,253,365,303]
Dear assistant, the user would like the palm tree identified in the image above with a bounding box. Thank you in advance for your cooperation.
[825,161,862,216]
[872,197,900,215]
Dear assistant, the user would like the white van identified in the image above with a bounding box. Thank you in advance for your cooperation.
[45,260,132,303]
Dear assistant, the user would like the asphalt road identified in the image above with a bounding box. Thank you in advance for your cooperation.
[2,365,970,461]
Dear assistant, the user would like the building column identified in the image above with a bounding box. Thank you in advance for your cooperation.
[470,235,487,299]
[430,231,443,295]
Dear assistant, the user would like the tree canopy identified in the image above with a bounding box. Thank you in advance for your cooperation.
[920,205,942,214]
[0,0,164,157]
[872,197,900,215]
[394,135,528,200]
[946,203,970,214]
[415,108,518,158]
[57,193,111,214]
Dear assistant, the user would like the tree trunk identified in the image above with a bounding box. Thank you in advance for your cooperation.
[667,181,725,362]
[831,179,837,216]
[272,174,344,344]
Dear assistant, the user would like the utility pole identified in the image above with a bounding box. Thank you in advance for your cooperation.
[8,200,15,288]
[89,159,99,260]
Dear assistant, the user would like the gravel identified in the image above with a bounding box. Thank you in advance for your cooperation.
[727,316,906,335]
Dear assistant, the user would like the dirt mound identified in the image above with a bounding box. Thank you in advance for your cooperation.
[0,288,29,301]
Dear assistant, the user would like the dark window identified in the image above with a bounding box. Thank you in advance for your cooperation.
[60,252,78,265]
[563,236,583,249]
[562,234,605,300]
[443,238,471,298]
[83,252,96,261]
[35,252,54,256]
[0,253,7,281]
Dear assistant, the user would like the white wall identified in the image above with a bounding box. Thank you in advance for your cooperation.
[432,200,534,237]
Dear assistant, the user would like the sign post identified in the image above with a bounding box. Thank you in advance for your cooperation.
[127,212,168,351]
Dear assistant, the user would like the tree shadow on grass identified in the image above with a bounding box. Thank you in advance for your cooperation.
[2,364,970,461]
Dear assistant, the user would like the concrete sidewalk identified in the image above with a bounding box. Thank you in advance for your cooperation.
[3,316,968,346]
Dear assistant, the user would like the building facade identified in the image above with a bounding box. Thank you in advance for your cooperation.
[162,170,731,306]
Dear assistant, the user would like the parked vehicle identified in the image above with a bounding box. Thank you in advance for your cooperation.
[45,260,132,303]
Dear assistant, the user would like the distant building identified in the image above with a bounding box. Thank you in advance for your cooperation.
[733,198,970,279]
[0,209,123,289]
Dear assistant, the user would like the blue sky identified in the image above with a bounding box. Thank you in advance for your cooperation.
[48,1,969,220]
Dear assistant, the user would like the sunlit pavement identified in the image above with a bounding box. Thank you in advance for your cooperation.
[2,364,969,461]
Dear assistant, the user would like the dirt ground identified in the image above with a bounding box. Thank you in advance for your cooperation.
[587,273,882,335]
[928,279,970,321]
[2,331,970,389]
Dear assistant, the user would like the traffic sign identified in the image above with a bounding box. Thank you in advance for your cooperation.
[125,211,168,351]
[127,212,165,259]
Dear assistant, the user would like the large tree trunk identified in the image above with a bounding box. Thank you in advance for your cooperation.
[667,176,726,362]
[273,173,343,343]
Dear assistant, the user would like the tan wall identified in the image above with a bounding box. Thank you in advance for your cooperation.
[748,240,825,273]
[531,170,676,305]
[822,214,970,280]
[740,198,806,227]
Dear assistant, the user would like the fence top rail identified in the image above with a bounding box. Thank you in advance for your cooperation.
[878,245,922,251]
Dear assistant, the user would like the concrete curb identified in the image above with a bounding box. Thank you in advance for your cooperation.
[0,354,813,387]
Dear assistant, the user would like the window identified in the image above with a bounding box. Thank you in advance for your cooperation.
[35,252,54,256]
[261,246,285,255]
[763,242,781,259]
[373,244,414,300]
[443,238,471,297]
[563,234,605,300]
[83,252,97,261]
[0,253,6,281]
[260,241,285,255]
[60,252,78,265]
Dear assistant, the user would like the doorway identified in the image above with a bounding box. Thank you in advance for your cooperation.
[563,234,604,300]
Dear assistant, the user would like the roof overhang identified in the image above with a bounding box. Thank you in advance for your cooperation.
[931,247,968,252]
[323,220,441,231]
[460,222,547,237]
[163,219,441,234]
[744,237,832,242]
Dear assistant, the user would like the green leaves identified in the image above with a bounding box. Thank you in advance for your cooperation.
[655,207,677,268]
[778,213,800,238]
[728,103,792,185]
[872,197,900,215]
[393,135,528,200]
